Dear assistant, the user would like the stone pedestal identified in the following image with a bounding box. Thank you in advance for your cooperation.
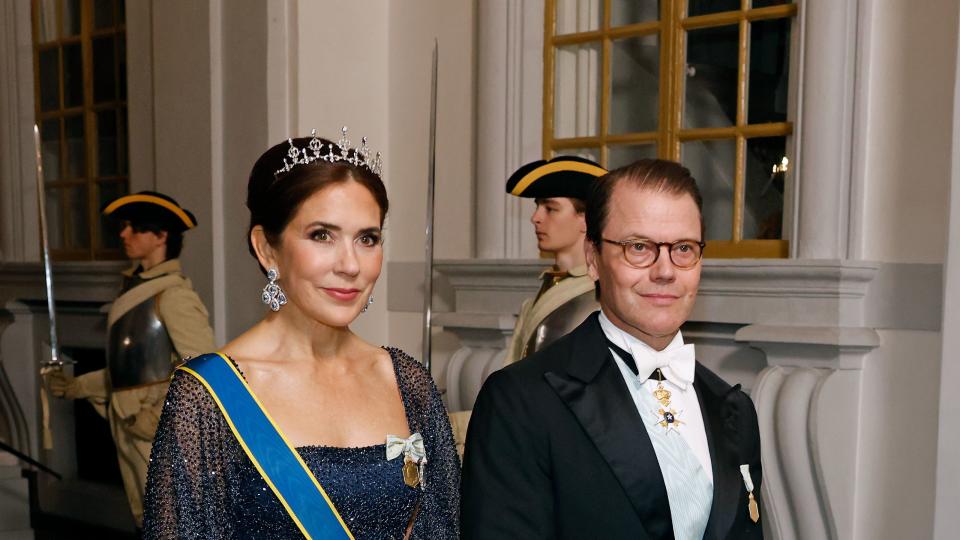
[741,325,880,540]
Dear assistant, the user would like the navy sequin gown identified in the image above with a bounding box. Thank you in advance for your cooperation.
[142,348,460,539]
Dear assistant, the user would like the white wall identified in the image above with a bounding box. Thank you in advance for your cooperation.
[385,0,477,358]
[151,1,217,334]
[852,1,957,538]
[855,330,942,540]
[293,1,390,344]
[859,0,957,263]
[220,0,272,342]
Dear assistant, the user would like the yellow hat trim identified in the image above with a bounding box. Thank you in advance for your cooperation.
[509,160,608,196]
[102,194,196,229]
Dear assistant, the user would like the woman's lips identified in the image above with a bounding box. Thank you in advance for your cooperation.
[322,288,361,301]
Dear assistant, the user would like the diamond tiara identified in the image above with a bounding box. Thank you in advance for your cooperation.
[275,126,383,177]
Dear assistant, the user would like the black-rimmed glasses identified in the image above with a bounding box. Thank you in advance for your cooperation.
[601,238,705,269]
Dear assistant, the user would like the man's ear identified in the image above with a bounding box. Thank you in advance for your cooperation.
[156,230,168,245]
[250,225,279,273]
[576,211,587,234]
[585,240,600,281]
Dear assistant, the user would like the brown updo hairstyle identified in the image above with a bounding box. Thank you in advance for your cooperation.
[246,136,389,275]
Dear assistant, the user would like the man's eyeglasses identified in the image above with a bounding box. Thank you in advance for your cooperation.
[601,238,705,269]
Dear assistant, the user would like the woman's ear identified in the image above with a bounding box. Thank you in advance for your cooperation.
[250,225,278,273]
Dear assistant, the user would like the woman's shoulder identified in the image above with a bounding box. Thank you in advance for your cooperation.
[165,357,226,417]
[383,347,440,401]
[383,346,429,378]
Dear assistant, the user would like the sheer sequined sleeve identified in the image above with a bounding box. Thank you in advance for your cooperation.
[390,349,461,539]
[143,369,236,539]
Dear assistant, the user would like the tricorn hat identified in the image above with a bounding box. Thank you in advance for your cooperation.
[102,191,197,232]
[505,155,607,200]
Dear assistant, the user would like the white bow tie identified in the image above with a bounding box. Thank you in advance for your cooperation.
[631,343,696,390]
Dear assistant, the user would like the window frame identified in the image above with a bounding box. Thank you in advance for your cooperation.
[543,0,798,258]
[31,0,128,261]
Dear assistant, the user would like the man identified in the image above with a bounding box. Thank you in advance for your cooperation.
[462,159,763,539]
[47,191,215,527]
[447,156,606,457]
[503,155,606,364]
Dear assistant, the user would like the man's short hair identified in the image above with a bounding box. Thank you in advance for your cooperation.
[570,197,586,214]
[585,158,704,248]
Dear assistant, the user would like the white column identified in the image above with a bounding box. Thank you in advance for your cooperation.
[933,6,960,536]
[0,0,39,262]
[793,0,859,259]
[475,0,543,259]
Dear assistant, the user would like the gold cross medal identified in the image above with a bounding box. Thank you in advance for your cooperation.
[649,373,683,433]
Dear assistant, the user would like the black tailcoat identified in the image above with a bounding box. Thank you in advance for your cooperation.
[461,312,763,539]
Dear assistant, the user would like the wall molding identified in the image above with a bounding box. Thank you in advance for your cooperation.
[0,262,126,305]
[388,258,942,332]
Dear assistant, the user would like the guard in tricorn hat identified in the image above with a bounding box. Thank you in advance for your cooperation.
[46,190,214,527]
[447,156,606,456]
[503,155,607,364]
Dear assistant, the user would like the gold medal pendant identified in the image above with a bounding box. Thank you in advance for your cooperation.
[651,378,683,433]
[748,493,760,523]
[403,459,421,488]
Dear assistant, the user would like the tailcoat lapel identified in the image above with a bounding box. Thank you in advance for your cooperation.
[696,363,745,540]
[543,313,674,540]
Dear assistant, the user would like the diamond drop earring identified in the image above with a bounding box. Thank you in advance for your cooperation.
[261,268,287,312]
[361,295,374,313]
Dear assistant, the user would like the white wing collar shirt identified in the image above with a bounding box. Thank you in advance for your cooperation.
[598,309,714,540]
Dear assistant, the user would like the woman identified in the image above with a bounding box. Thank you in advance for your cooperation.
[143,129,460,539]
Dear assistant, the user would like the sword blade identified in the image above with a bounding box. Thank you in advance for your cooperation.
[0,439,62,480]
[33,124,61,367]
[421,41,438,372]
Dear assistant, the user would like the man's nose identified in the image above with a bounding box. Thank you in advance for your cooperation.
[531,207,543,224]
[648,245,677,282]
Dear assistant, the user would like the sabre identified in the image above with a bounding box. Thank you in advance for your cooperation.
[33,124,67,368]
[421,41,438,373]
[0,439,62,479]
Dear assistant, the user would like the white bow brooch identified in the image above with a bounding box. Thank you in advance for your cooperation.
[386,433,427,489]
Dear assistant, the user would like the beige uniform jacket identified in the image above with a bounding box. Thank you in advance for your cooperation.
[503,264,596,366]
[451,265,596,457]
[68,258,214,524]
[72,259,214,420]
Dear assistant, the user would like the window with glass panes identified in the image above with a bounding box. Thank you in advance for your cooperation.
[544,0,796,258]
[32,0,128,260]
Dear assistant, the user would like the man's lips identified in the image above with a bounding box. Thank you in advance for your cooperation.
[322,287,361,301]
[640,293,680,306]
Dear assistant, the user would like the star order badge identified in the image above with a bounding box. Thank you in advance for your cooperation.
[650,370,683,433]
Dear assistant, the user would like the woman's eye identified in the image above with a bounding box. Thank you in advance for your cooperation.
[359,234,381,247]
[311,229,332,242]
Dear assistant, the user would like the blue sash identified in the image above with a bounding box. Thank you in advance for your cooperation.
[179,353,354,539]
